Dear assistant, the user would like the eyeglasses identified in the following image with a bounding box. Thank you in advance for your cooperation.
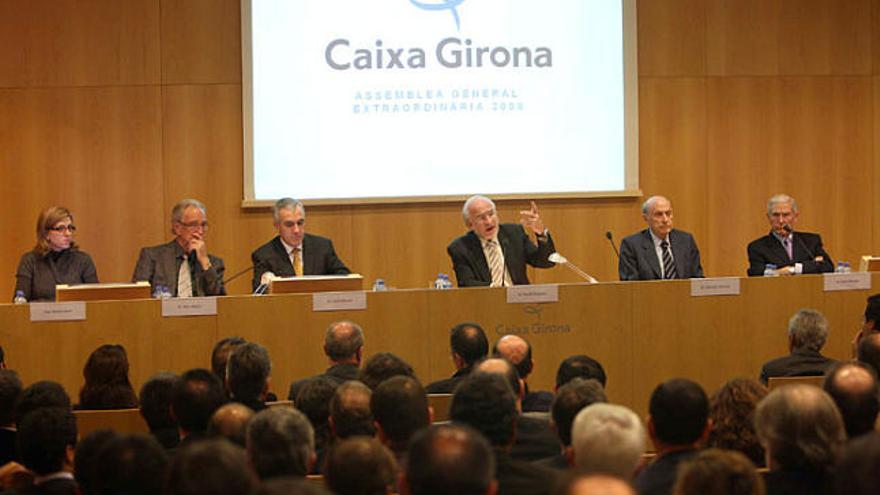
[48,225,76,233]
[178,221,209,231]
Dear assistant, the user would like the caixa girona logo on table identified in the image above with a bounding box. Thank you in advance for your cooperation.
[410,0,465,31]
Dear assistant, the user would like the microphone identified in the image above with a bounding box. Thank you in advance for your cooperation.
[782,224,817,260]
[605,231,621,260]
[252,271,276,295]
[549,253,599,284]
[223,264,254,285]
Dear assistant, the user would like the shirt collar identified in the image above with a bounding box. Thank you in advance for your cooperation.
[479,234,499,249]
[771,230,793,243]
[280,237,302,254]
[649,229,669,247]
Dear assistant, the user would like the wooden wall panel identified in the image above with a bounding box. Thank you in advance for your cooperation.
[637,0,706,76]
[161,0,241,84]
[706,0,782,76]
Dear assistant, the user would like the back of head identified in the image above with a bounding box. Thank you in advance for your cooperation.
[325,437,397,495]
[449,323,488,368]
[673,449,765,495]
[324,321,365,362]
[405,424,495,495]
[572,403,645,478]
[834,431,880,495]
[449,372,516,448]
[787,309,829,352]
[330,381,376,439]
[209,403,255,447]
[17,406,77,475]
[553,473,635,495]
[93,433,168,495]
[246,406,315,480]
[864,293,880,328]
[75,429,118,495]
[212,336,247,383]
[857,332,880,377]
[371,376,429,452]
[15,380,71,423]
[0,370,22,426]
[260,478,332,495]
[294,377,338,449]
[552,378,607,447]
[493,335,533,380]
[359,352,415,390]
[754,384,845,472]
[556,355,607,388]
[80,344,138,409]
[475,357,521,397]
[227,342,271,405]
[707,378,767,466]
[649,378,709,446]
[166,438,258,495]
[172,369,227,435]
[139,372,179,432]
[823,362,879,438]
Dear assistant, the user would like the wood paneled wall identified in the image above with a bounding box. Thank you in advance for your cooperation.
[1,0,879,299]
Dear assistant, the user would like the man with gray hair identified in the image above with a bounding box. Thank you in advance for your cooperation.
[246,406,316,480]
[619,195,703,280]
[747,193,834,276]
[251,197,349,291]
[133,198,225,296]
[288,320,365,400]
[571,403,646,478]
[447,195,556,287]
[759,308,836,385]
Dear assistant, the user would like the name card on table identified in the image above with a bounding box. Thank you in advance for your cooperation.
[690,278,741,297]
[162,297,217,317]
[30,302,86,322]
[506,285,559,304]
[823,272,871,292]
[313,291,367,312]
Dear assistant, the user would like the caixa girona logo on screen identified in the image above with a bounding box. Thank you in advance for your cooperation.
[410,0,464,31]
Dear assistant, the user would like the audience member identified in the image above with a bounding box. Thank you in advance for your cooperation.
[759,309,836,384]
[92,433,168,495]
[556,355,607,389]
[259,477,332,495]
[672,449,764,495]
[634,379,710,495]
[329,381,375,440]
[371,376,430,464]
[856,331,880,377]
[834,432,880,495]
[170,369,227,447]
[823,361,879,439]
[707,378,766,467]
[852,293,880,352]
[138,371,180,450]
[571,403,646,478]
[211,336,246,384]
[17,407,78,495]
[540,377,606,470]
[246,406,315,480]
[289,321,365,400]
[754,384,845,495]
[554,473,636,495]
[0,369,22,465]
[324,437,397,495]
[450,372,556,495]
[208,403,254,447]
[73,429,117,495]
[293,377,337,474]
[226,342,272,411]
[494,334,553,412]
[77,344,138,410]
[165,438,258,495]
[400,424,497,495]
[359,352,415,390]
[15,380,71,423]
[425,322,488,394]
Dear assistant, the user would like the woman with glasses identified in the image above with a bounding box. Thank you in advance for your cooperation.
[14,206,98,302]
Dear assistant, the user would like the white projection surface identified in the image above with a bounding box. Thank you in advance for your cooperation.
[242,0,637,203]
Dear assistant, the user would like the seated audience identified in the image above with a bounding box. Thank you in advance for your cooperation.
[834,432,880,495]
[226,342,272,411]
[246,407,314,481]
[571,403,646,478]
[259,478,332,495]
[15,381,71,423]
[857,331,880,377]
[759,309,836,384]
[494,334,553,412]
[208,403,254,447]
[707,378,766,467]
[425,322,488,394]
[634,379,710,495]
[359,352,415,390]
[822,361,879,439]
[211,337,246,385]
[554,473,636,495]
[672,449,764,495]
[289,321,365,401]
[324,437,397,495]
[91,433,168,495]
[17,407,78,495]
[329,381,375,440]
[138,372,180,450]
[556,355,607,389]
[400,424,497,495]
[540,377,606,470]
[78,344,138,410]
[0,370,22,465]
[293,377,337,474]
[165,438,258,495]
[754,384,845,495]
[370,376,431,465]
[170,369,227,448]
[73,429,117,495]
[852,293,880,352]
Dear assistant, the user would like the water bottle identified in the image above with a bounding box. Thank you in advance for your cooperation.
[372,279,387,291]
[441,274,454,289]
[13,291,27,305]
[844,261,852,273]
[434,273,451,289]
[836,261,845,273]
[763,264,778,277]
[152,285,172,299]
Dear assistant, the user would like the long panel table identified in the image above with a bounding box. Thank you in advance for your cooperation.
[0,274,873,417]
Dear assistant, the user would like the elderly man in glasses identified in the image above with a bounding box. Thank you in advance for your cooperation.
[132,198,226,297]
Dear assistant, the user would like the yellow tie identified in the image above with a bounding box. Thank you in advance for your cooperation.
[293,247,303,277]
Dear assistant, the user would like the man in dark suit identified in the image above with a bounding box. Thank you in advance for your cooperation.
[448,195,556,287]
[619,196,703,281]
[425,322,488,394]
[760,309,836,385]
[251,197,349,291]
[288,320,364,401]
[132,199,225,297]
[747,193,834,276]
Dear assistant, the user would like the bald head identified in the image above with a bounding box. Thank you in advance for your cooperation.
[824,362,880,438]
[208,403,255,447]
[493,335,533,380]
[324,320,365,364]
[475,358,522,398]
[330,381,375,439]
[558,474,635,495]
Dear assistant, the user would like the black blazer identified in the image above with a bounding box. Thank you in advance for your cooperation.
[251,234,350,291]
[746,231,834,276]
[618,229,704,281]
[447,224,555,287]
[132,240,225,296]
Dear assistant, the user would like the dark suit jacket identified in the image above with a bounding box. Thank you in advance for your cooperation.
[759,349,836,385]
[132,240,225,296]
[494,450,557,495]
[619,229,704,281]
[251,234,350,291]
[425,367,472,395]
[747,231,834,276]
[14,249,98,302]
[634,449,697,495]
[510,415,562,462]
[447,224,555,287]
[762,469,832,495]
[287,363,360,402]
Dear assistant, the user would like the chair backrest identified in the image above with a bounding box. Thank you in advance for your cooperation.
[767,375,825,392]
[428,394,453,423]
[266,400,295,409]
[74,408,149,438]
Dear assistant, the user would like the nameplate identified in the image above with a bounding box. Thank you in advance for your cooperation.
[823,272,871,292]
[161,297,217,317]
[506,285,559,304]
[690,278,741,297]
[29,302,86,322]
[313,291,367,312]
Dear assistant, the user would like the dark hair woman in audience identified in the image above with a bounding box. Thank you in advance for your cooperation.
[14,206,98,302]
[79,344,138,410]
[707,378,767,467]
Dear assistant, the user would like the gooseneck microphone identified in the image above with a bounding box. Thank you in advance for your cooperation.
[783,224,816,259]
[605,231,621,260]
[549,253,599,283]
[223,265,254,285]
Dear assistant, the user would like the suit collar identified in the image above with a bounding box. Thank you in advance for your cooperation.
[465,231,492,281]
[639,230,662,278]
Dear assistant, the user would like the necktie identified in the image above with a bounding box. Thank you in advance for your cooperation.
[784,237,793,260]
[486,240,505,287]
[292,247,303,277]
[661,240,678,280]
[177,256,193,297]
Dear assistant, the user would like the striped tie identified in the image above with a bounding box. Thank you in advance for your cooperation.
[486,240,504,287]
[177,256,193,297]
[661,240,677,280]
